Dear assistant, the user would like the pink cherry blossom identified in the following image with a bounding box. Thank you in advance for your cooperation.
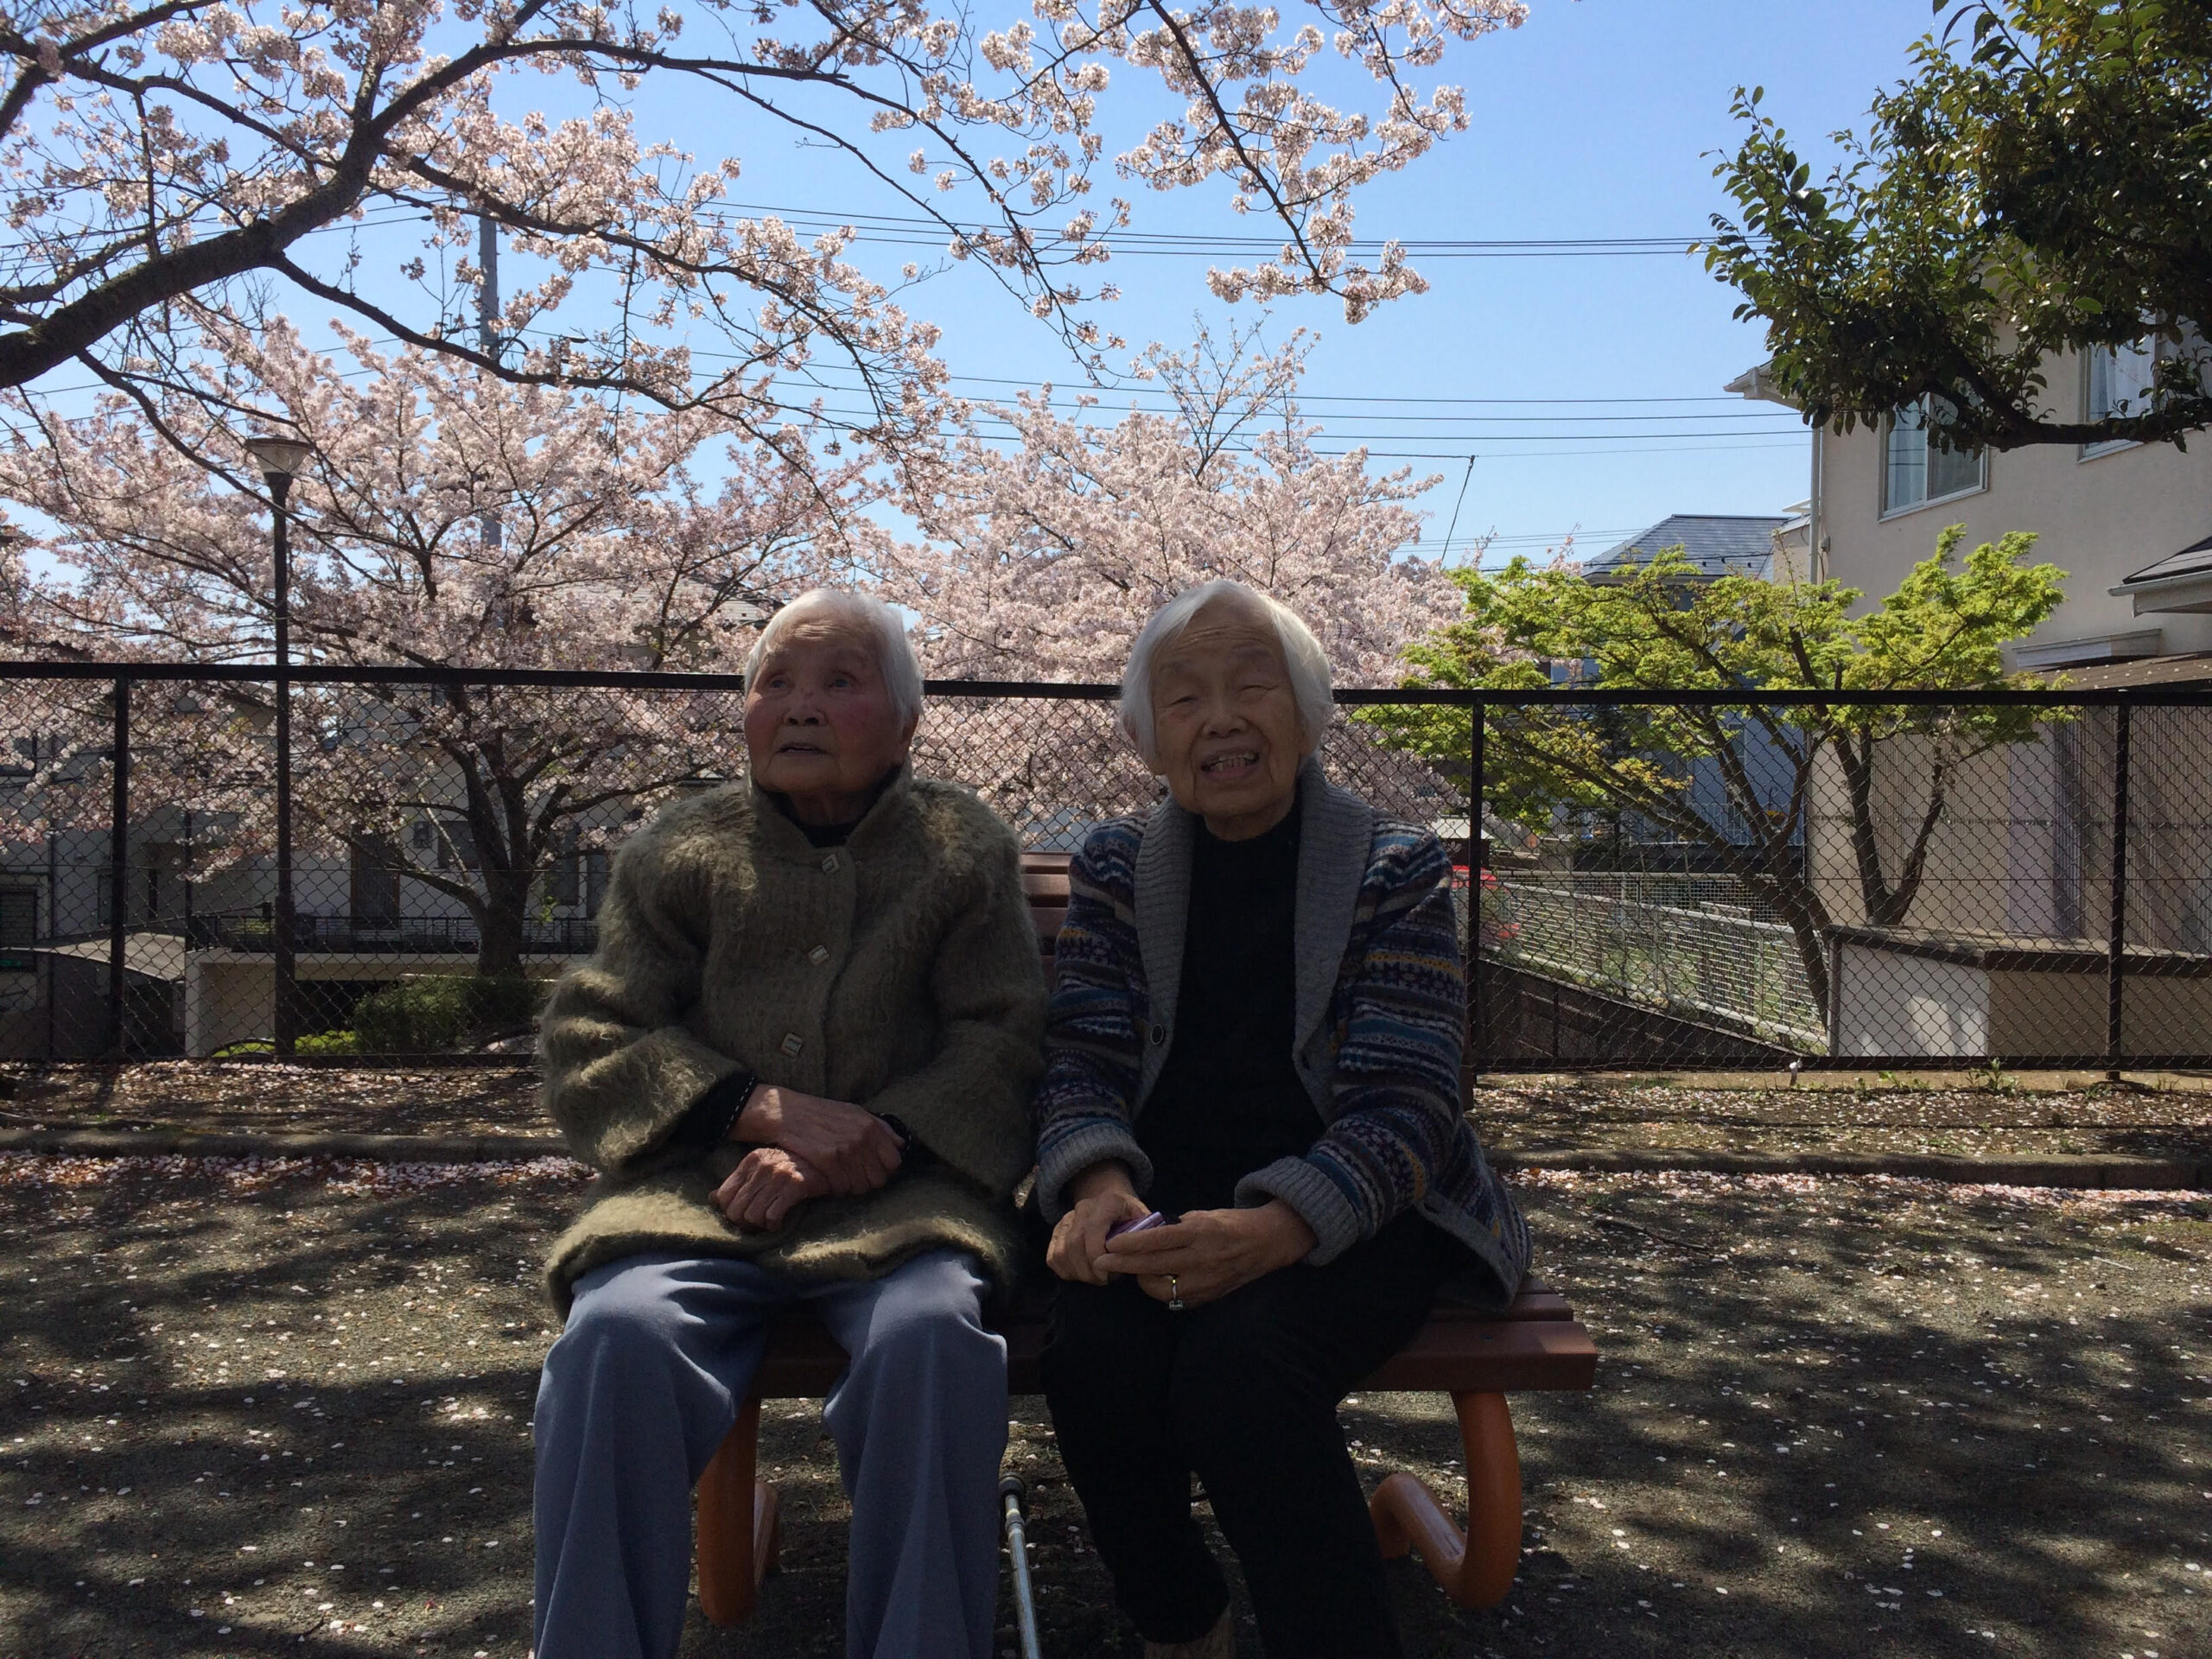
[0,0,1529,442]
[0,321,868,971]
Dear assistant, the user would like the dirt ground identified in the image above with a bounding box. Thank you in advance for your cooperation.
[12,1063,2212,1168]
[3,1152,2209,1659]
[0,1065,543,1140]
[1471,1075,2212,1163]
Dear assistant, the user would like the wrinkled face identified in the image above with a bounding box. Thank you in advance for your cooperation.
[742,620,915,824]
[1148,596,1309,841]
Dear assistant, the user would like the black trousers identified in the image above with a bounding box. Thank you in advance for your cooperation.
[1040,1214,1454,1658]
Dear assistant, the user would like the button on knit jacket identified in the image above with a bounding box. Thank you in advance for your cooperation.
[537,766,1047,1314]
[1033,758,1531,1308]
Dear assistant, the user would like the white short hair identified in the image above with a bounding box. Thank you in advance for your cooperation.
[745,589,924,725]
[1117,580,1335,769]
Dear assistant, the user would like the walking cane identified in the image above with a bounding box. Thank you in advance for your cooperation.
[1001,1475,1045,1659]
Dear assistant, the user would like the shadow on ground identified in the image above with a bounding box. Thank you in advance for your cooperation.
[3,1156,2209,1657]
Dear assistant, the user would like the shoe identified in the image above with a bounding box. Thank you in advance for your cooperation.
[1141,1607,1234,1659]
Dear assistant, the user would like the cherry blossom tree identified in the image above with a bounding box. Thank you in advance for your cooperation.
[879,323,1469,829]
[0,0,1530,445]
[0,320,865,973]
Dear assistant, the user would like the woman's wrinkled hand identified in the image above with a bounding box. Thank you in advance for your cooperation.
[1046,1162,1150,1286]
[1099,1200,1317,1307]
[733,1084,902,1197]
[713,1146,832,1231]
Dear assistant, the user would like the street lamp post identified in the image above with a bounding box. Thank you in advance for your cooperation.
[245,435,314,1058]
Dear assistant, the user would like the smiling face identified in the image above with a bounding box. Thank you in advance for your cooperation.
[741,620,917,825]
[1147,594,1311,841]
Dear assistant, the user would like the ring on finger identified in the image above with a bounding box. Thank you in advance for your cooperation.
[1167,1274,1184,1313]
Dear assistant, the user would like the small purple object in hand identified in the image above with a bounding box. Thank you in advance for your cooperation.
[1106,1211,1168,1242]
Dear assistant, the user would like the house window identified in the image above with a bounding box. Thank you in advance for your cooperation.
[1883,397,1986,514]
[550,849,581,907]
[2083,337,2159,458]
[350,840,402,921]
[433,817,480,871]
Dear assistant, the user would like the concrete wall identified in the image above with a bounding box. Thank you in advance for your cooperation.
[1834,940,2212,1059]
[1833,942,1987,1058]
[1805,710,2212,956]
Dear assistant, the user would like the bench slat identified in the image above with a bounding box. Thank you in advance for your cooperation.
[1360,1316,1596,1395]
[749,1281,1594,1398]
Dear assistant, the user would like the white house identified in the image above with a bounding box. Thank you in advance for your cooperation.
[1729,347,2212,1059]
[1729,346,2212,680]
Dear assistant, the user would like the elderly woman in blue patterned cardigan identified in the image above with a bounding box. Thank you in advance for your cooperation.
[1033,580,1530,1659]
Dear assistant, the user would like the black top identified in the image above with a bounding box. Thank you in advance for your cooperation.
[765,769,899,849]
[797,816,861,849]
[1136,798,1321,1214]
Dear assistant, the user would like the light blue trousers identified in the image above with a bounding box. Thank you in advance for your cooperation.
[531,1248,1008,1659]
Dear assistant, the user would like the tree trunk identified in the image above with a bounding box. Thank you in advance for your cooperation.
[1836,731,1949,930]
[1763,868,1833,1023]
[473,866,531,978]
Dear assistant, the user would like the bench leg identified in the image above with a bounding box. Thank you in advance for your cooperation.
[696,1396,782,1629]
[1369,1389,1522,1610]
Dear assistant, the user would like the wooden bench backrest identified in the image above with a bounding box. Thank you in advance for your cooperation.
[1020,853,1072,977]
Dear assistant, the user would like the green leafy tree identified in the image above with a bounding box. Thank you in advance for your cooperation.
[1703,0,2212,450]
[1363,530,2067,1015]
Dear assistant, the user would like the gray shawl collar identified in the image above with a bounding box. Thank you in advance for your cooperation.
[1131,754,1376,1109]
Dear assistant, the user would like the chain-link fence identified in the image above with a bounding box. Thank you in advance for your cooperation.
[0,664,2206,1071]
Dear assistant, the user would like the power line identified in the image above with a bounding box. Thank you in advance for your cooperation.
[652,341,1764,409]
[709,200,1714,259]
[207,194,1722,263]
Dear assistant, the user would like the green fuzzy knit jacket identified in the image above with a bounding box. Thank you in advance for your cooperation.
[537,767,1048,1314]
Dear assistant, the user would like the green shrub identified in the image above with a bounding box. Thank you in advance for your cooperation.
[296,1028,363,1056]
[212,1039,274,1058]
[473,972,548,1031]
[351,973,550,1053]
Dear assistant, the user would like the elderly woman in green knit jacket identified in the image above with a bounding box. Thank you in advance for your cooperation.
[531,589,1046,1659]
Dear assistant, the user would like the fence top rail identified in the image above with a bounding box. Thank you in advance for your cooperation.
[3,658,2211,707]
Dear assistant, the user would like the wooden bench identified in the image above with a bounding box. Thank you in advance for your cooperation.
[694,852,1599,1627]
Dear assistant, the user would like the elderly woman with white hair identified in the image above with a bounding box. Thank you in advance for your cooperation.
[1034,580,1530,1659]
[531,588,1046,1659]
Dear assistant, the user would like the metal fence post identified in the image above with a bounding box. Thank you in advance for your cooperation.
[272,490,297,1059]
[1469,699,1485,1071]
[107,674,130,1058]
[2106,700,2132,1078]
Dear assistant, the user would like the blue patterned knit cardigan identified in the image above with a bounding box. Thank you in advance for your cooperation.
[1033,760,1531,1307]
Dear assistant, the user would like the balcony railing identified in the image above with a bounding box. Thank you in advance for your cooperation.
[183,912,599,955]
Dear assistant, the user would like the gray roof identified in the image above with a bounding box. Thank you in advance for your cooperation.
[39,931,186,982]
[2120,531,2212,587]
[1580,514,1789,580]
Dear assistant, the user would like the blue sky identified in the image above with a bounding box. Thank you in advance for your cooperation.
[22,0,1953,575]
[686,0,1951,565]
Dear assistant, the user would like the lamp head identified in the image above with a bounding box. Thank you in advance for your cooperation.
[244,435,314,482]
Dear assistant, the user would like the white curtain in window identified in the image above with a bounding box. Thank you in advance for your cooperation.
[1885,395,1984,509]
[1885,402,1929,510]
[2089,337,2159,422]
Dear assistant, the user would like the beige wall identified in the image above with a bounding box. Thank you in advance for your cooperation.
[1806,709,2212,955]
[1818,348,2212,659]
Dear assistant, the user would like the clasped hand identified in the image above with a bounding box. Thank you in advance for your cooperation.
[709,1084,903,1231]
[1046,1163,1316,1307]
